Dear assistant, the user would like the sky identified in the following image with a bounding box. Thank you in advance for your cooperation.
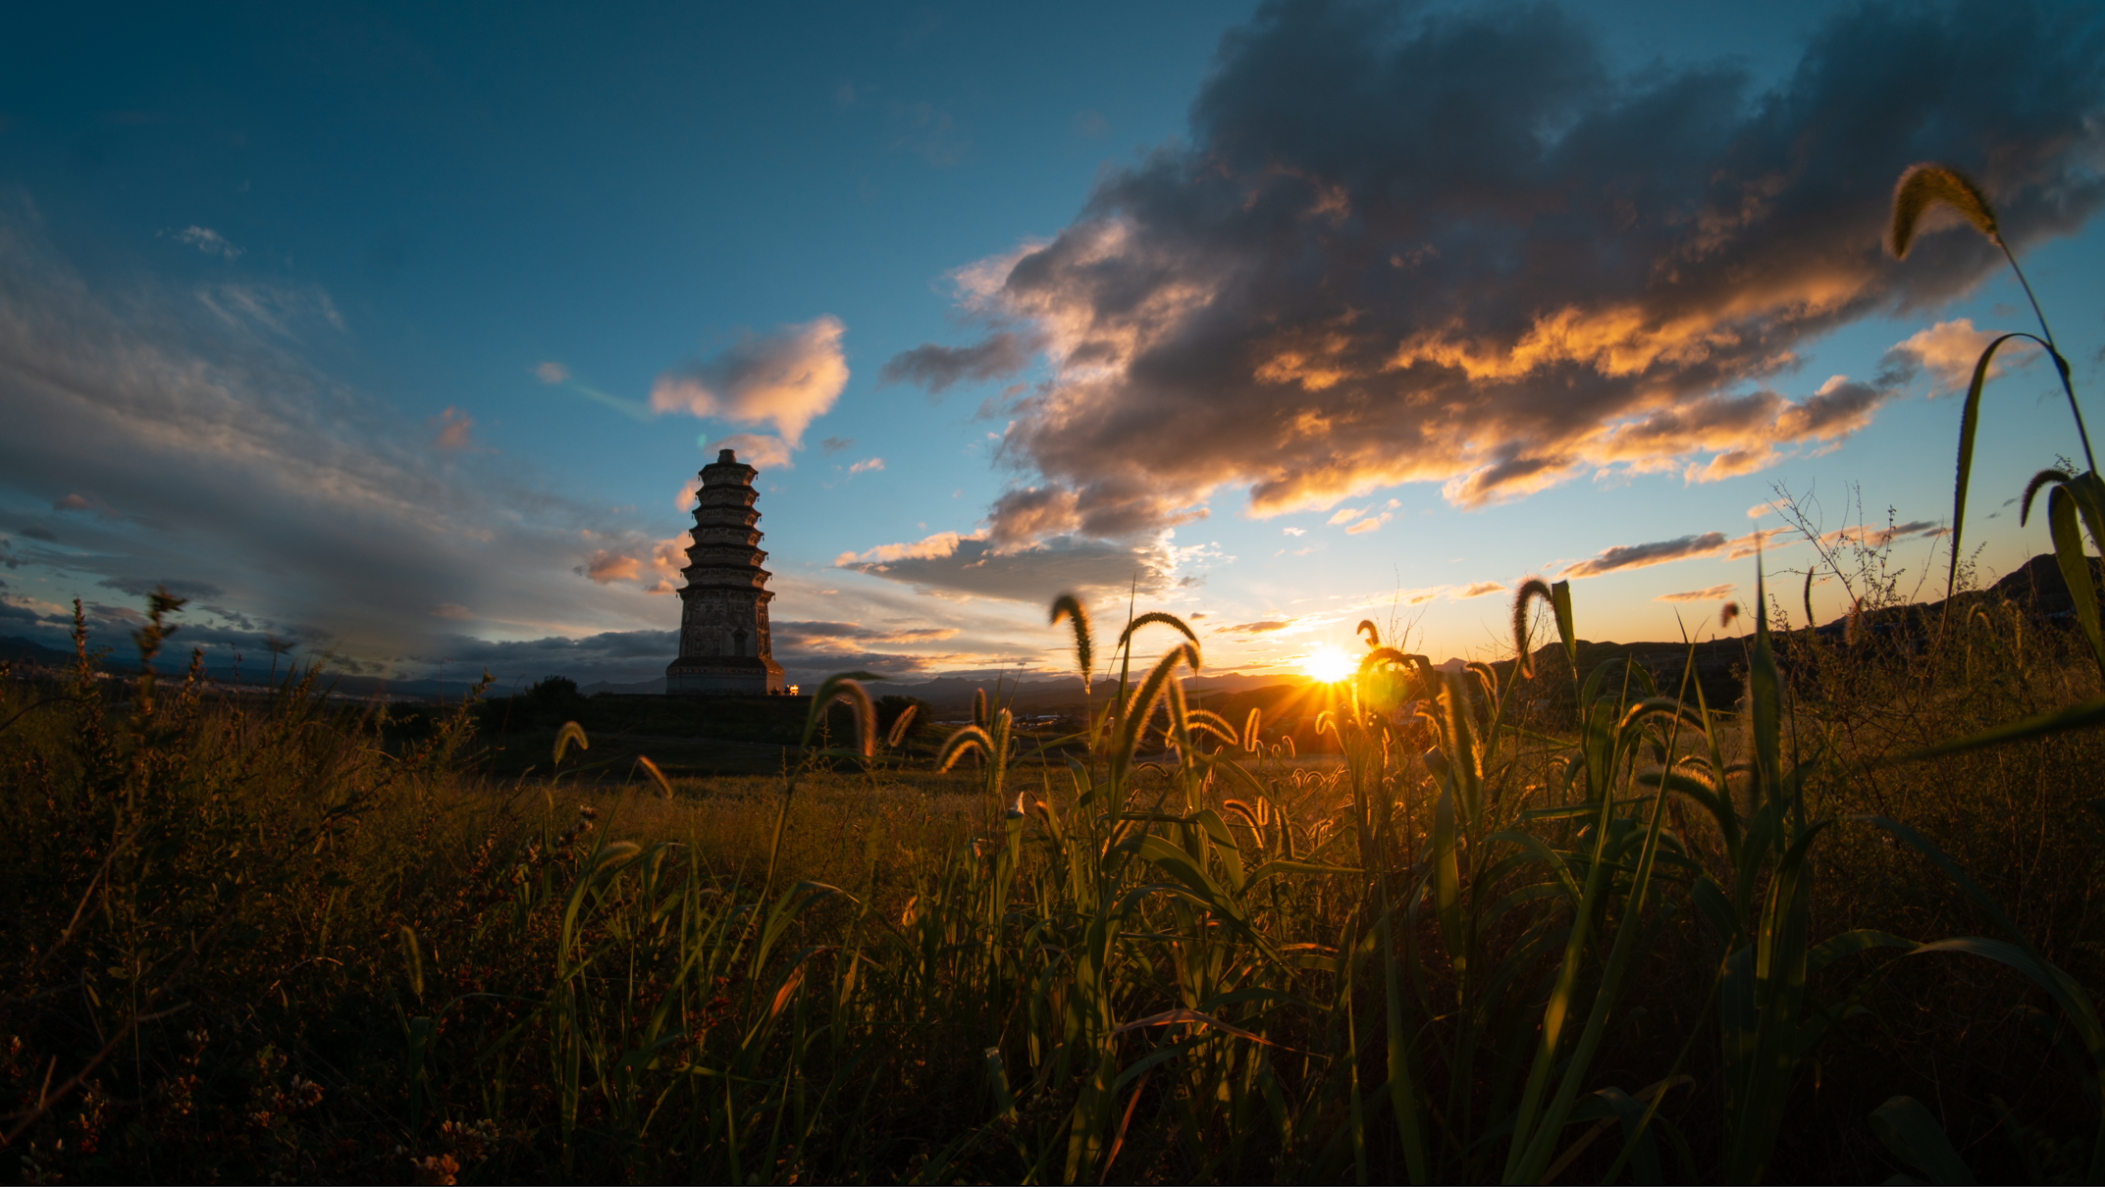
[3,0,2104,690]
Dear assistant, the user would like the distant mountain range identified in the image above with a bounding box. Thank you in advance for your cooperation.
[20,551,2085,710]
[3,631,1467,708]
[0,635,491,701]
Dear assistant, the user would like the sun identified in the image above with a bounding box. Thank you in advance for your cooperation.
[1301,646,1356,684]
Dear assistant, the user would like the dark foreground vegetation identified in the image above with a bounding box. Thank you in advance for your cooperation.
[2,544,2103,1185]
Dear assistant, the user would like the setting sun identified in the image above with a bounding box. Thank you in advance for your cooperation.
[1301,646,1357,684]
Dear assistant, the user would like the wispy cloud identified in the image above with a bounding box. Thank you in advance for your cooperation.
[172,225,242,260]
[1565,533,1730,578]
[1657,584,1736,603]
[879,331,1035,396]
[835,529,1206,603]
[0,204,698,677]
[431,406,476,450]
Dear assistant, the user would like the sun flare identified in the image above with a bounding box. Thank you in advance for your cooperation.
[1301,646,1356,684]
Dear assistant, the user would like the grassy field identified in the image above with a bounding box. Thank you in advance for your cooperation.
[2,165,2103,1186]
[2,561,2102,1185]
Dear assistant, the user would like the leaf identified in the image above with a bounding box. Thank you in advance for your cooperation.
[1748,558,1782,806]
[1550,580,1578,675]
[1808,929,1917,976]
[1691,875,1739,946]
[1880,695,2105,764]
[1110,1007,1280,1047]
[2049,485,2105,676]
[1907,938,2104,1065]
[1948,335,2052,603]
[1870,1096,1977,1185]
[399,925,424,1001]
[1431,768,1464,980]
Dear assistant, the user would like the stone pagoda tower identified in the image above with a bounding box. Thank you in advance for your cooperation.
[666,449,786,696]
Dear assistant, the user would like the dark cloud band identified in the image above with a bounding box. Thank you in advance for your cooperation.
[902,0,2104,545]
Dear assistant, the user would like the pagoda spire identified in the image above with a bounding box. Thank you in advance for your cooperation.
[666,449,786,695]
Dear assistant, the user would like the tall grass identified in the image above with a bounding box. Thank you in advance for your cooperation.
[0,164,2100,1185]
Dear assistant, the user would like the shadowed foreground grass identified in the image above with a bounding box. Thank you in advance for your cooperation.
[1,568,2102,1186]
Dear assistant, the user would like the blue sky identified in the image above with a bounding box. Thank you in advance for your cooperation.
[3,0,2102,687]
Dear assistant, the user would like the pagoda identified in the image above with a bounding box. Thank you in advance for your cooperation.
[665,449,786,695]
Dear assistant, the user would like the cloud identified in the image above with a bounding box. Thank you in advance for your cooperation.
[1345,517,1383,534]
[1563,523,1818,577]
[1824,519,1944,548]
[173,226,242,260]
[534,361,570,384]
[713,432,794,470]
[819,435,854,455]
[848,457,884,475]
[194,281,344,338]
[0,204,704,676]
[99,575,224,600]
[906,0,2104,546]
[775,620,960,646]
[879,331,1035,395]
[577,550,641,584]
[1564,532,1728,578]
[835,531,970,567]
[1721,526,1796,560]
[1222,619,1291,634]
[1657,583,1737,603]
[431,603,474,619]
[836,530,1187,602]
[1282,526,1306,536]
[1882,318,2037,394]
[649,316,848,446]
[1455,582,1505,599]
[431,406,475,450]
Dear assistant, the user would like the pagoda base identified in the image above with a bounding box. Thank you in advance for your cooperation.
[666,655,786,696]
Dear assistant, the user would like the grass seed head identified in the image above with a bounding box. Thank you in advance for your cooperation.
[1511,579,1553,678]
[1048,593,1094,682]
[1890,163,2000,258]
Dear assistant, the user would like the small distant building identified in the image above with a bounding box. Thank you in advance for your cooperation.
[666,449,786,696]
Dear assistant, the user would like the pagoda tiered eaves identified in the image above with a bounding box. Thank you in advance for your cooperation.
[665,449,786,696]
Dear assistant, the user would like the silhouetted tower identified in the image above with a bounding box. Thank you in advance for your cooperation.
[666,449,786,695]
